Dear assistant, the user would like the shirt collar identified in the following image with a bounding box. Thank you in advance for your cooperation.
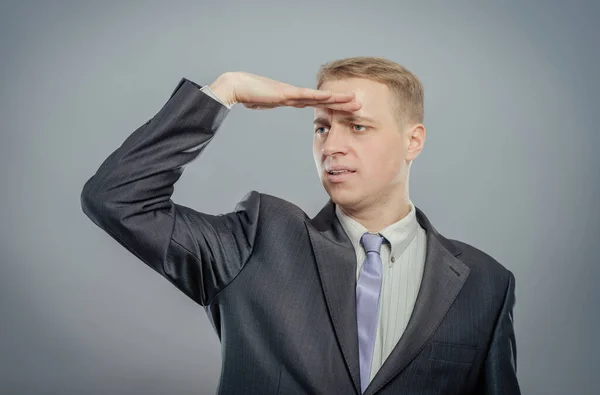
[335,201,419,264]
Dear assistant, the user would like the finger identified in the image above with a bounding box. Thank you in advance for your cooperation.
[282,86,335,101]
[283,99,322,107]
[304,89,355,103]
[287,101,320,108]
[313,101,362,112]
[243,103,279,110]
[302,88,334,101]
[283,94,356,106]
[325,92,356,103]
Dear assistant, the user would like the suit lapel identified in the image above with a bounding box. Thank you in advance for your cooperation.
[306,200,361,394]
[306,202,470,395]
[364,207,470,395]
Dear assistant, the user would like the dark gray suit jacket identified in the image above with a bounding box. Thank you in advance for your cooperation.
[81,78,521,395]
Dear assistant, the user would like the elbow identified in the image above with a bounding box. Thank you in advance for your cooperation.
[80,176,109,222]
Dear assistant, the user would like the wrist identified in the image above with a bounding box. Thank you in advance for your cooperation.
[209,72,238,107]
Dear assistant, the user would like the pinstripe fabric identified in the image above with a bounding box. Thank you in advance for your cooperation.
[81,78,521,395]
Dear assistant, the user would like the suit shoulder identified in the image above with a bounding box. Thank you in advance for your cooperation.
[234,190,307,219]
[449,238,514,286]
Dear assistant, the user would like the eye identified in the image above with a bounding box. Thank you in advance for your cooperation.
[315,126,329,134]
[352,124,367,131]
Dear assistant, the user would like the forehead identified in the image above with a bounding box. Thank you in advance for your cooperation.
[315,77,394,121]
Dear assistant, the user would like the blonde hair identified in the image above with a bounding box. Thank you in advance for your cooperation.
[316,56,424,125]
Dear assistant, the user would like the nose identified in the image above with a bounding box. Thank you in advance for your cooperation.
[321,126,349,157]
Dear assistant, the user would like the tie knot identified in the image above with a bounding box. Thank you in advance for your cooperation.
[360,232,384,254]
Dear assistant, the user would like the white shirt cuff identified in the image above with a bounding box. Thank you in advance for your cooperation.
[200,85,233,109]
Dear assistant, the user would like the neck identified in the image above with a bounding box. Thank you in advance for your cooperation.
[338,193,412,233]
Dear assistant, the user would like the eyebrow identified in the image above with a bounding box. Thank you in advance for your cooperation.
[313,115,377,125]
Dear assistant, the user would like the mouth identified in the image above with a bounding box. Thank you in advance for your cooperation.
[326,169,355,175]
[324,168,356,182]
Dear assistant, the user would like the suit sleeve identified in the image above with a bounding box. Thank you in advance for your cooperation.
[80,78,260,306]
[476,271,522,394]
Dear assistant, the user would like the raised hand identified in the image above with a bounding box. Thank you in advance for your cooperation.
[208,72,361,112]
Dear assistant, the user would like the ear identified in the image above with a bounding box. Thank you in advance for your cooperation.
[405,123,426,161]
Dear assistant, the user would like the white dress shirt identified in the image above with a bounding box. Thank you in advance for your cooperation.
[335,201,427,383]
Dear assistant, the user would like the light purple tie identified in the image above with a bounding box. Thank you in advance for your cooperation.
[356,232,384,393]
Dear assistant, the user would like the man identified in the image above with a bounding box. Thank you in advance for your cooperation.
[81,57,521,394]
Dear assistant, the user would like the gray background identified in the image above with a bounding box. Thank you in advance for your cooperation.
[1,0,598,394]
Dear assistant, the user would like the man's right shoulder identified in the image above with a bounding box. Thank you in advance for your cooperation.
[233,190,309,220]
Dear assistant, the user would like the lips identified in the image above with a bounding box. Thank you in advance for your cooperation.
[325,166,355,175]
[324,167,356,183]
[327,169,354,175]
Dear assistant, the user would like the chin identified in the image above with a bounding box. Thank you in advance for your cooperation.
[324,185,362,209]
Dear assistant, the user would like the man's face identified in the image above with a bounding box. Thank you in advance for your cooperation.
[313,77,414,211]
